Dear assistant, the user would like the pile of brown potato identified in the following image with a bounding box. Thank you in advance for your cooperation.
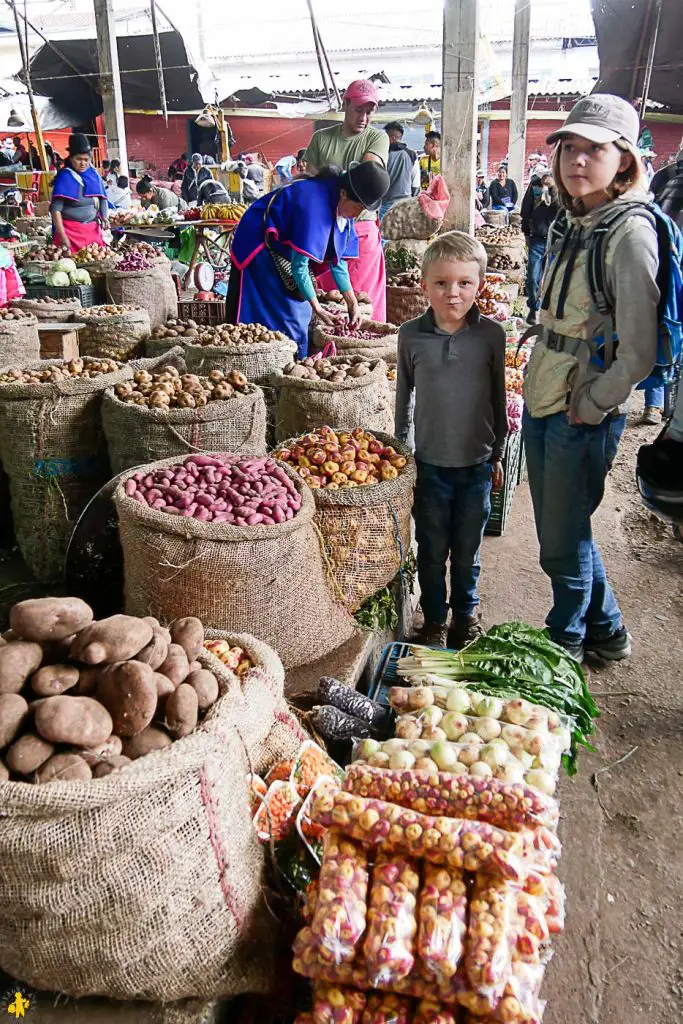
[0,358,121,385]
[113,366,252,409]
[283,355,380,383]
[80,305,145,318]
[0,597,222,784]
[0,307,35,321]
[150,318,202,341]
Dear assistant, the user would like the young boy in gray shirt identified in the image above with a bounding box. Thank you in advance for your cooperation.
[395,231,507,648]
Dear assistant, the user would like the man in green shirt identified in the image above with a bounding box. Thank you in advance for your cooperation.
[305,79,390,320]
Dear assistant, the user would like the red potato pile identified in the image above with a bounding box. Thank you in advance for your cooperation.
[123,454,302,525]
[115,251,153,272]
[274,426,408,490]
[0,597,221,784]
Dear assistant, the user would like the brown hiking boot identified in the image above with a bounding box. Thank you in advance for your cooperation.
[447,612,484,650]
[417,621,448,648]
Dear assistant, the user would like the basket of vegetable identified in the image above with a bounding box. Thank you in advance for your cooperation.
[0,307,40,364]
[114,453,355,668]
[274,428,415,611]
[271,355,393,443]
[11,295,82,323]
[311,318,399,365]
[0,596,304,1002]
[78,304,151,361]
[184,322,298,385]
[0,349,185,582]
[102,366,268,473]
[105,252,176,329]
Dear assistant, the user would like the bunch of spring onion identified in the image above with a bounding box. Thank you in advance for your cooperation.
[396,622,599,773]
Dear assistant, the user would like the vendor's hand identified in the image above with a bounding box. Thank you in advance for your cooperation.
[58,234,70,250]
[101,219,110,231]
[491,459,504,491]
[345,294,361,329]
[310,300,337,328]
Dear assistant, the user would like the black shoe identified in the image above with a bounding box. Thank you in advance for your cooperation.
[585,628,631,661]
[447,613,484,650]
[637,434,683,501]
[418,621,448,648]
[555,639,585,664]
[526,310,538,325]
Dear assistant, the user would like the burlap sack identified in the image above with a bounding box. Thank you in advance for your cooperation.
[77,307,151,361]
[285,432,415,612]
[114,456,356,668]
[12,297,81,323]
[381,197,442,240]
[271,358,393,442]
[105,264,176,329]
[311,319,398,366]
[102,385,268,473]
[483,239,526,265]
[386,285,429,326]
[483,210,508,227]
[185,337,298,385]
[0,348,185,582]
[145,335,190,359]
[0,314,40,364]
[0,633,306,1002]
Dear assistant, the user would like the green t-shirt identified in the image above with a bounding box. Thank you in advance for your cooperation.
[304,125,390,220]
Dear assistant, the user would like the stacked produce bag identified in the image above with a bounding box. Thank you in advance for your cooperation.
[311,317,399,365]
[385,247,429,327]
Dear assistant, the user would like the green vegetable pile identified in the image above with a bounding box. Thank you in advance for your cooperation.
[402,622,599,774]
[385,246,420,274]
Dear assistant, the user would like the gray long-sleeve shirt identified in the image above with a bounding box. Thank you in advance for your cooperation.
[395,307,508,467]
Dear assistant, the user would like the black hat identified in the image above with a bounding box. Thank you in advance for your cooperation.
[345,161,391,212]
[67,133,92,156]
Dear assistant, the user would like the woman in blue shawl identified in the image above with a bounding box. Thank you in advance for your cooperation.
[227,162,390,357]
[50,133,109,254]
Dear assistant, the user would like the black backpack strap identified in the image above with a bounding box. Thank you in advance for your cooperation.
[585,201,654,315]
[554,226,584,319]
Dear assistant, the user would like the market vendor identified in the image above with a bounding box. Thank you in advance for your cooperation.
[136,177,186,212]
[227,161,390,357]
[180,154,213,205]
[304,79,390,320]
[50,133,109,253]
[197,177,230,207]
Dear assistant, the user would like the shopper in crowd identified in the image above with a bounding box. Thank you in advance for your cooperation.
[227,161,390,357]
[196,176,230,206]
[304,79,390,320]
[394,231,507,649]
[488,165,519,213]
[106,175,131,210]
[11,137,29,167]
[523,94,661,662]
[50,133,109,253]
[136,177,185,212]
[527,152,543,181]
[107,159,121,186]
[475,169,489,210]
[244,154,266,195]
[168,152,188,178]
[380,121,419,222]
[274,153,297,184]
[296,148,307,174]
[29,145,41,171]
[419,131,441,189]
[521,169,559,325]
[180,153,213,205]
[101,159,110,181]
[651,136,683,201]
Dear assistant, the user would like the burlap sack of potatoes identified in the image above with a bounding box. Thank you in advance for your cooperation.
[0,313,40,364]
[271,357,393,442]
[0,631,306,1002]
[381,196,443,240]
[78,307,151,361]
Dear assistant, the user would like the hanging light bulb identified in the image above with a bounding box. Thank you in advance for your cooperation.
[7,108,24,128]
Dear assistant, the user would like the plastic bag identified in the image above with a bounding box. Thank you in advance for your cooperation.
[515,891,549,963]
[293,740,344,798]
[312,982,367,1024]
[310,830,369,964]
[343,764,560,832]
[464,875,518,1011]
[412,1001,457,1024]
[418,175,450,222]
[247,772,267,816]
[360,992,412,1024]
[309,780,524,881]
[253,779,300,842]
[418,865,467,984]
[542,874,566,934]
[363,852,420,986]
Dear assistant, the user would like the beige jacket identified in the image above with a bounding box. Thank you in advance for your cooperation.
[524,188,660,423]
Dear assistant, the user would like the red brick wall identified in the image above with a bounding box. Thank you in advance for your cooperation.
[124,113,190,175]
[228,117,314,163]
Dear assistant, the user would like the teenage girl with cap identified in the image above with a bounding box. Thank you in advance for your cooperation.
[523,94,660,663]
[227,161,390,357]
[50,133,109,253]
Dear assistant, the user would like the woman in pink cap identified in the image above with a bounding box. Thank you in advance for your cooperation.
[304,79,390,320]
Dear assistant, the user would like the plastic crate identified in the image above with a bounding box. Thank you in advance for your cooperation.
[367,641,412,706]
[24,283,97,307]
[177,299,226,326]
[485,428,522,537]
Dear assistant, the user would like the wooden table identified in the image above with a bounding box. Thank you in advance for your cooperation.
[38,321,84,360]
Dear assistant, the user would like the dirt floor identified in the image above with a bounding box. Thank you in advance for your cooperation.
[479,408,683,1024]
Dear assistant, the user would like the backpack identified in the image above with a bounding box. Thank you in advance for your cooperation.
[658,162,683,229]
[544,201,683,392]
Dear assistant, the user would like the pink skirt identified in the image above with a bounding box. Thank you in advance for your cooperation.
[317,219,387,321]
[55,219,105,254]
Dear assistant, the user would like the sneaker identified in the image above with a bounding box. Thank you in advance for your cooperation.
[556,640,585,664]
[447,612,484,649]
[641,406,662,426]
[418,621,448,648]
[526,310,538,325]
[585,627,632,661]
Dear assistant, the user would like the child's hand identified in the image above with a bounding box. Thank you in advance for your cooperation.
[492,459,504,491]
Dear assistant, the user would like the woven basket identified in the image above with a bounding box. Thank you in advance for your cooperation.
[386,285,428,326]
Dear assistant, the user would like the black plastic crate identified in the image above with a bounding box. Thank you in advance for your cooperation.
[367,641,412,706]
[485,428,522,536]
[177,299,226,326]
[24,283,97,307]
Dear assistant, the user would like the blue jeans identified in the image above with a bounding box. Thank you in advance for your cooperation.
[526,238,546,313]
[523,410,623,647]
[605,411,627,471]
[644,386,664,409]
[414,460,492,625]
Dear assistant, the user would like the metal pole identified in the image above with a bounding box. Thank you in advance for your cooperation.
[8,0,49,190]
[305,0,333,106]
[93,0,129,171]
[508,0,531,191]
[149,0,168,124]
[441,0,479,231]
[640,0,662,115]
